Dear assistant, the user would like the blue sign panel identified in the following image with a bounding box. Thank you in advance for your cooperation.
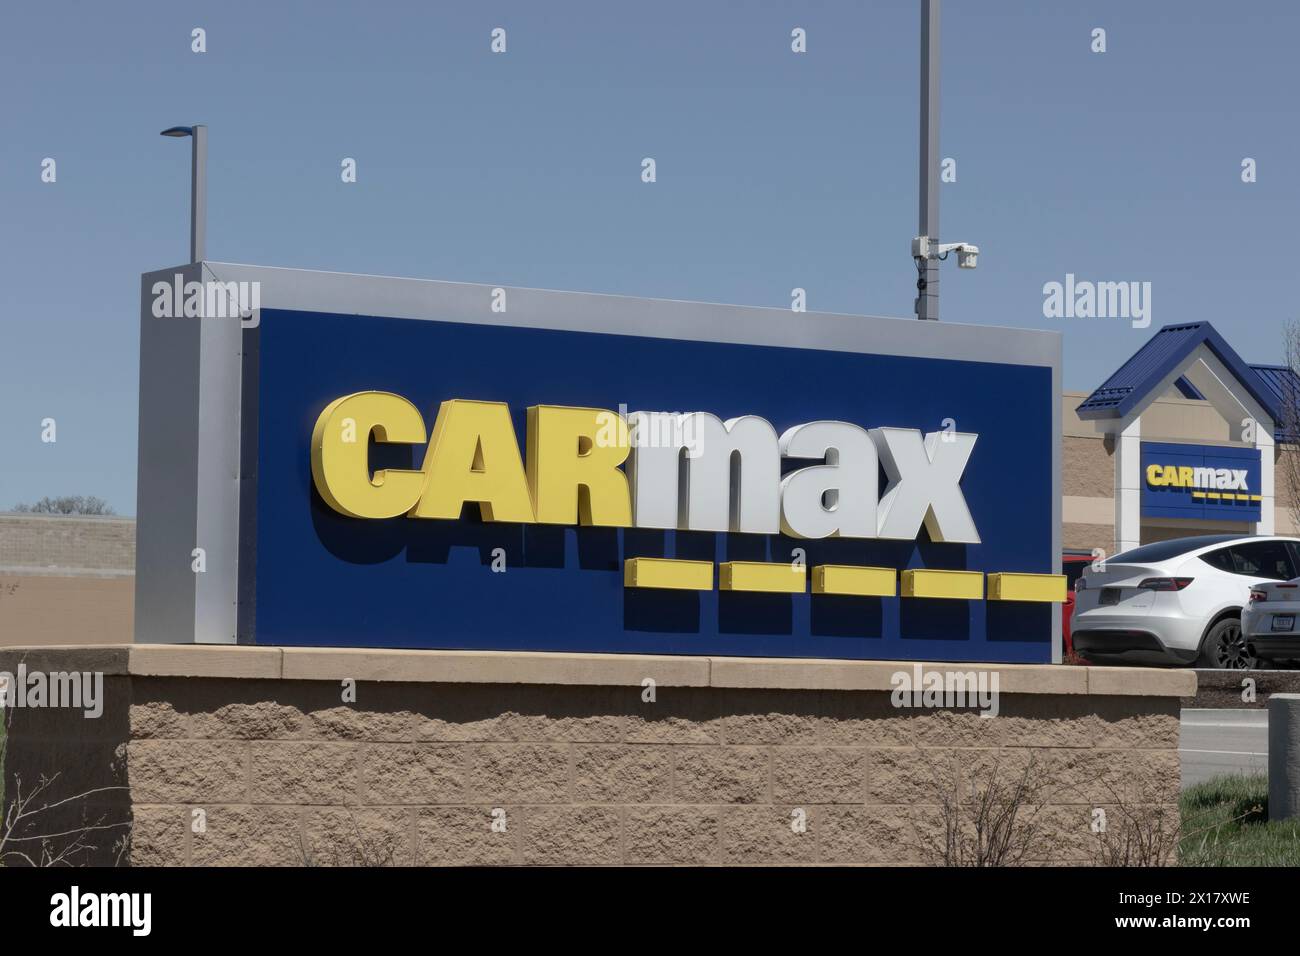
[1140,441,1262,522]
[240,308,1056,662]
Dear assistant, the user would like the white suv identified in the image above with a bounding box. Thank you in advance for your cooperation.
[1072,534,1300,669]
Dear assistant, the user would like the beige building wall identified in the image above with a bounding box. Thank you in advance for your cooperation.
[1275,446,1300,535]
[0,514,135,646]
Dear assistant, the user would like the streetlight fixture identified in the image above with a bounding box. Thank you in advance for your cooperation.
[160,124,207,263]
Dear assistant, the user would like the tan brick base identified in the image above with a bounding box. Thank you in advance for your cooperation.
[0,646,1191,866]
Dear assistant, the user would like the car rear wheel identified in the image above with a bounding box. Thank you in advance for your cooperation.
[1196,617,1260,669]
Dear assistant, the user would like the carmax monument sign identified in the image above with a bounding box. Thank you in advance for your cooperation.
[133,263,1064,662]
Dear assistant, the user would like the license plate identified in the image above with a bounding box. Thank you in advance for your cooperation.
[1272,615,1295,631]
[1099,588,1121,606]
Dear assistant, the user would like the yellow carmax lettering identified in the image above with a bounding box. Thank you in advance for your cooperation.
[311,391,428,518]
[526,405,633,526]
[1178,466,1193,488]
[411,399,535,522]
[1146,464,1165,486]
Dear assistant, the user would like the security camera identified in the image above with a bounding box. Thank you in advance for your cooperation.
[912,237,980,270]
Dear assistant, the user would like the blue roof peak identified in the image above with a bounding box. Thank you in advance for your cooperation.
[1075,321,1285,430]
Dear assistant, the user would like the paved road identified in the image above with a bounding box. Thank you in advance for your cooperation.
[1180,708,1268,788]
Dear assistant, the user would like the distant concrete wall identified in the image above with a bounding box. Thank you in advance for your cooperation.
[0,646,1192,867]
[0,513,135,573]
[0,515,135,645]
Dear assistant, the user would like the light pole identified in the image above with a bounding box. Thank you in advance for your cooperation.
[912,1,979,321]
[160,124,207,263]
[916,0,940,321]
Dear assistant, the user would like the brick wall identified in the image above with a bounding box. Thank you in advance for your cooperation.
[1063,435,1114,500]
[0,647,1190,867]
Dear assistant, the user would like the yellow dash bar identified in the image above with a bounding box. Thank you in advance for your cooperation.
[900,569,984,600]
[624,557,713,591]
[812,565,895,597]
[1206,492,1221,499]
[1252,495,1262,501]
[1191,491,1206,499]
[719,561,806,593]
[987,572,1067,603]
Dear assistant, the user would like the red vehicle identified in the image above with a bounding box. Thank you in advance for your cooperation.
[1061,552,1093,658]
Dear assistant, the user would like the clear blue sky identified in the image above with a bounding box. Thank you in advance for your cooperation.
[2,1,1296,516]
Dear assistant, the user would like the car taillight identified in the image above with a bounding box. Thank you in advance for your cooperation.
[1250,588,1267,602]
[1137,577,1194,591]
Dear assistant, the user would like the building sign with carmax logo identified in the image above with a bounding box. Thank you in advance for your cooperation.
[1141,441,1262,522]
[133,264,1065,663]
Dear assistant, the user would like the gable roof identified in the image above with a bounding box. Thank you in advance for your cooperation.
[1076,322,1283,427]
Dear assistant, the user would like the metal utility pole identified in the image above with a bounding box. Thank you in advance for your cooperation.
[916,0,940,321]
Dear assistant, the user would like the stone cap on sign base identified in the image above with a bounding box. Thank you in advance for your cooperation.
[0,644,1196,698]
